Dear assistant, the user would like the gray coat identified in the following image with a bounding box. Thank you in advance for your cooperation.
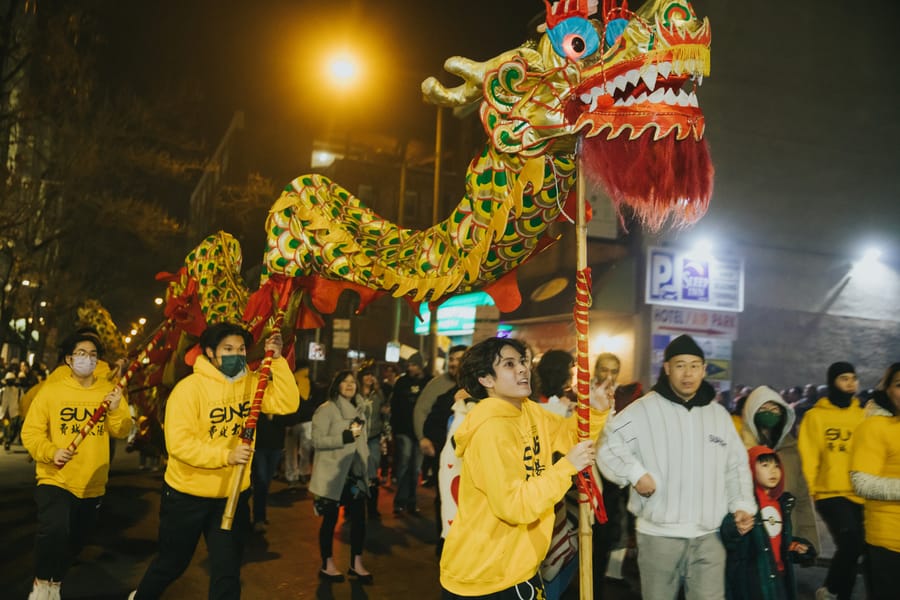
[309,396,369,501]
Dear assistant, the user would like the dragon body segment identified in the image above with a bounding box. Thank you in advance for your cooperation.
[264,151,576,311]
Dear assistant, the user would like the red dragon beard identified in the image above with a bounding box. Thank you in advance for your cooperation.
[579,132,714,231]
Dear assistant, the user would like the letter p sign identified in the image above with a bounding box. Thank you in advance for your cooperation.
[649,249,676,300]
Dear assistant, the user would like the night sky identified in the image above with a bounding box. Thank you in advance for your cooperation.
[96,0,900,262]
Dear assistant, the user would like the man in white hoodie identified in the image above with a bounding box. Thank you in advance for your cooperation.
[597,334,756,600]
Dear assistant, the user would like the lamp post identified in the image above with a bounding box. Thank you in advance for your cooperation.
[428,107,443,374]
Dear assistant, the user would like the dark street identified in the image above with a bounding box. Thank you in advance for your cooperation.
[0,441,864,599]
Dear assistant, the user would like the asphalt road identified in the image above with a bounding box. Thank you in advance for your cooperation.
[0,440,863,599]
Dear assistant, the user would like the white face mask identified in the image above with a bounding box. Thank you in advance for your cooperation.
[71,355,97,377]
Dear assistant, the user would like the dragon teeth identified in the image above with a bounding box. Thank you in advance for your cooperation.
[626,69,641,87]
[641,65,658,92]
[579,60,702,110]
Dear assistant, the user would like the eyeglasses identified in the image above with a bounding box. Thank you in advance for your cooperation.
[72,350,98,359]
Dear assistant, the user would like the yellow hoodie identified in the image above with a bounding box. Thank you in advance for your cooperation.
[163,355,298,498]
[439,397,608,595]
[21,365,132,499]
[797,396,865,503]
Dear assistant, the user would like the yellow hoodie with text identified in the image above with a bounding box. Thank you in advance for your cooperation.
[21,365,132,498]
[797,396,865,503]
[163,355,299,498]
[439,397,608,595]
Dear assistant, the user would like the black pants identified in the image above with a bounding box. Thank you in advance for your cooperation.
[442,573,545,599]
[318,484,366,566]
[815,497,864,600]
[33,485,102,582]
[135,482,250,600]
[865,543,900,600]
[593,475,626,581]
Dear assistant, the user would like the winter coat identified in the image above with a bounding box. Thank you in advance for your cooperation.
[309,396,369,501]
[721,492,813,600]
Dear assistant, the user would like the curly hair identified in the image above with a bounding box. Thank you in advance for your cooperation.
[59,327,105,359]
[459,337,527,400]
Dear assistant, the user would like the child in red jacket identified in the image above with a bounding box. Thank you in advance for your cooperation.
[721,446,816,600]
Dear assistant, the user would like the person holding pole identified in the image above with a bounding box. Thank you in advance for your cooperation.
[21,328,131,600]
[439,337,608,598]
[129,322,298,600]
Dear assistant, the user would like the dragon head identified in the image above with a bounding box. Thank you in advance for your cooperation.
[422,0,713,229]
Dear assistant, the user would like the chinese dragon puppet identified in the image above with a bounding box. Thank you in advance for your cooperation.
[261,0,712,315]
[78,0,713,552]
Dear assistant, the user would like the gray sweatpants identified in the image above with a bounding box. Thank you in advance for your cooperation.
[636,531,726,600]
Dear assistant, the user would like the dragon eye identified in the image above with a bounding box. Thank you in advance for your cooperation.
[548,17,599,62]
[566,36,586,55]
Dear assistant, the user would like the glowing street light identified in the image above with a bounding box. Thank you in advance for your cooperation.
[154,297,164,306]
[325,51,361,89]
[862,247,882,263]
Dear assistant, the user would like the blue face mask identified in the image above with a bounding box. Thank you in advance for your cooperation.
[218,354,246,377]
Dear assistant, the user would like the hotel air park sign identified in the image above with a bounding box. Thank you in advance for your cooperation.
[645,246,745,393]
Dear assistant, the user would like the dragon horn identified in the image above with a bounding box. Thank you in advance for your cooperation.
[421,57,486,107]
[543,0,591,28]
[421,50,542,108]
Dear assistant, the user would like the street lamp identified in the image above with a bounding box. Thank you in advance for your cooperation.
[325,51,361,89]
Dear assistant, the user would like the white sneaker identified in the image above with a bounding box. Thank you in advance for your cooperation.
[47,581,61,600]
[815,587,837,600]
[28,579,50,600]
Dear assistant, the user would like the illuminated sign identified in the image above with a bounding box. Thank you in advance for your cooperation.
[645,246,744,312]
[414,292,495,336]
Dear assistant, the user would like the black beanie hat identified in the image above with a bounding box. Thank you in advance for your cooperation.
[827,361,855,384]
[664,335,705,361]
